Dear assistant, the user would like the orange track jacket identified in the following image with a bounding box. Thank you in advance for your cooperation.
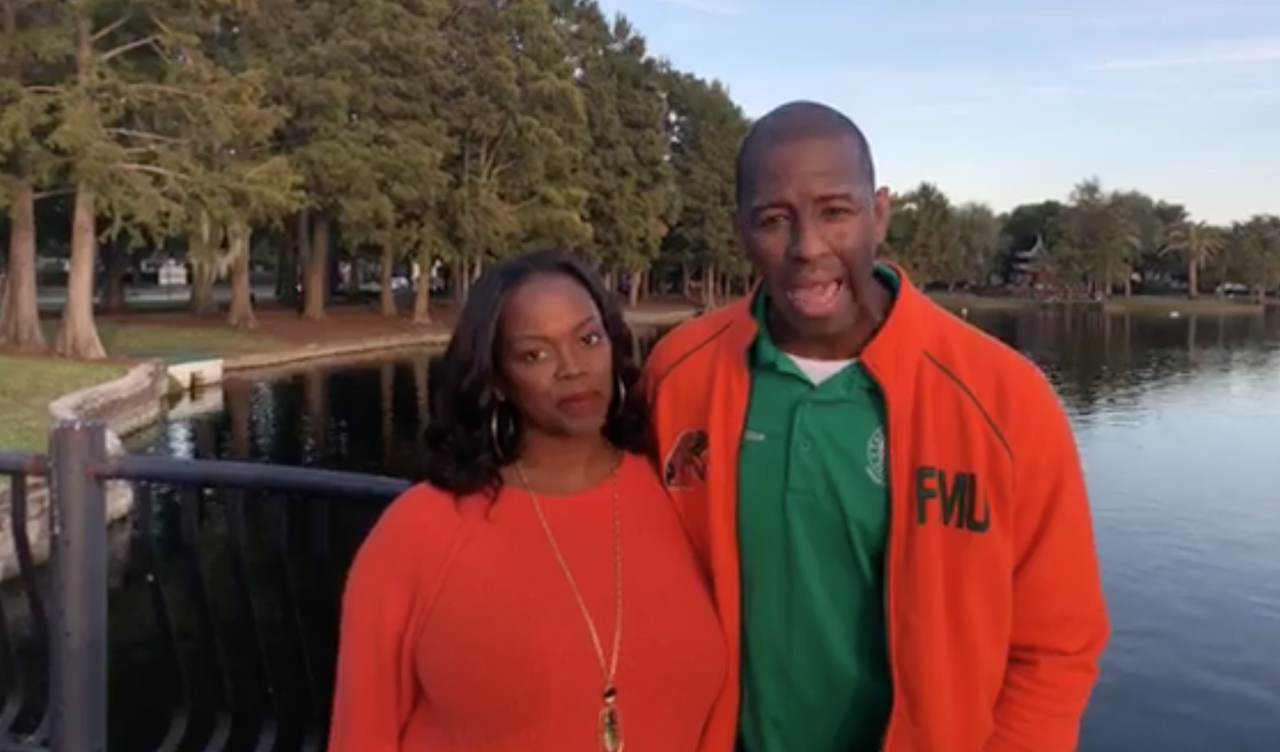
[641,266,1110,752]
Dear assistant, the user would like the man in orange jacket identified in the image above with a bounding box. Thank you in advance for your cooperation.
[641,100,1109,752]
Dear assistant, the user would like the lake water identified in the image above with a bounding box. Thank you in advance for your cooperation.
[8,307,1280,751]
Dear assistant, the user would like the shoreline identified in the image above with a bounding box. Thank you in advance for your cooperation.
[0,361,168,582]
[219,306,695,375]
[929,292,1271,316]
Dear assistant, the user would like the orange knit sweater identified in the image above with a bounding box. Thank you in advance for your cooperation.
[328,453,727,751]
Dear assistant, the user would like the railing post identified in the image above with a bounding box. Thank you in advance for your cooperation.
[47,420,109,752]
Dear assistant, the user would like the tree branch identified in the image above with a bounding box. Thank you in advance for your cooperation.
[106,127,185,144]
[92,15,132,42]
[100,34,160,63]
[34,188,74,201]
[119,163,189,181]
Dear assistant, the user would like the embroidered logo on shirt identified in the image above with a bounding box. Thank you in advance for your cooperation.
[663,428,709,489]
[865,425,886,486]
[743,430,766,443]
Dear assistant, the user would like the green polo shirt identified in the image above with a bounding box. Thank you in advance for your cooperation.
[736,268,898,752]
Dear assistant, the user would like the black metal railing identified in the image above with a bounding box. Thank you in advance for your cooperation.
[0,421,413,752]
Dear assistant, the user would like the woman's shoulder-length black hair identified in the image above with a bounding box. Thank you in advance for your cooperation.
[421,249,650,499]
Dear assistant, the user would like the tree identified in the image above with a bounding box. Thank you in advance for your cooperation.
[661,70,748,307]
[567,2,674,305]
[1228,215,1280,300]
[0,0,70,350]
[1163,218,1224,299]
[6,0,1276,360]
[886,182,957,285]
[951,202,1002,287]
[39,0,298,358]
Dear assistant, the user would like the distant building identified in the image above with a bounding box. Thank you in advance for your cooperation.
[1010,234,1052,288]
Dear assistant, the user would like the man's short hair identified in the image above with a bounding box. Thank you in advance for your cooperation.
[734,100,876,208]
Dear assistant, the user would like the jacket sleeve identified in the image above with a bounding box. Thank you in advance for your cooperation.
[986,386,1110,752]
[327,496,431,752]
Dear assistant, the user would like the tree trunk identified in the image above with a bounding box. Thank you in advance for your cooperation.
[379,246,396,317]
[411,253,432,324]
[702,262,717,307]
[0,181,46,350]
[189,260,218,315]
[277,212,301,305]
[1187,257,1199,299]
[54,184,106,359]
[100,240,128,314]
[303,214,328,319]
[226,220,256,329]
[628,266,642,308]
[458,254,477,303]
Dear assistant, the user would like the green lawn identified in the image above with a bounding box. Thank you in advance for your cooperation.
[0,356,129,452]
[40,320,284,361]
[928,293,1036,312]
[0,323,286,455]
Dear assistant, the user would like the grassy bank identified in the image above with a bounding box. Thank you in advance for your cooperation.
[0,356,129,452]
[1100,296,1266,316]
[928,293,1036,312]
[1,322,287,454]
[39,320,285,360]
[930,292,1268,316]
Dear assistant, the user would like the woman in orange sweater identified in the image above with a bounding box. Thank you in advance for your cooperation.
[328,250,727,752]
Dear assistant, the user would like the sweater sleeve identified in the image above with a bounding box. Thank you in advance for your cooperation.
[985,382,1110,752]
[327,486,462,752]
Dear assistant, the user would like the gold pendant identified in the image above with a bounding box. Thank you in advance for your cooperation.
[599,686,623,752]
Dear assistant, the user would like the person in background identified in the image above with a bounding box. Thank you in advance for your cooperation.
[641,100,1109,752]
[329,249,726,752]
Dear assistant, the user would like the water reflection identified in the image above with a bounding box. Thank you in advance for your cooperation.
[969,308,1280,420]
[3,310,1279,751]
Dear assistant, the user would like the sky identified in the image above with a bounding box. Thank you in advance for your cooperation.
[597,0,1280,224]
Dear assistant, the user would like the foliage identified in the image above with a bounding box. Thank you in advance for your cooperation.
[1,0,1278,360]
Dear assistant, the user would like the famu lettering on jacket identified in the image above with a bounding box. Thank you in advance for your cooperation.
[914,465,990,532]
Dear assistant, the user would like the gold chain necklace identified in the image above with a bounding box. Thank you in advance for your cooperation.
[516,454,625,752]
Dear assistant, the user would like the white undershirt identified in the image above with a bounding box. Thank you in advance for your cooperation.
[783,353,856,386]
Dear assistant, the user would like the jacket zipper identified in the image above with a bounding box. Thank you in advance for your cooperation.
[863,363,899,752]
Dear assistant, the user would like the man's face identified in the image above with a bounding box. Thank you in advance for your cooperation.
[737,134,890,342]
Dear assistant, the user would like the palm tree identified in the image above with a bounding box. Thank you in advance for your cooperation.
[1164,220,1223,298]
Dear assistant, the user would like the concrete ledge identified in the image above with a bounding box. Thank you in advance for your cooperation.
[223,332,451,373]
[0,360,168,582]
[168,358,225,390]
[220,310,694,375]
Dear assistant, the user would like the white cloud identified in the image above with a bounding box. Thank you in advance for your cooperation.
[1089,39,1280,70]
[1201,87,1280,103]
[646,0,741,15]
[880,101,983,118]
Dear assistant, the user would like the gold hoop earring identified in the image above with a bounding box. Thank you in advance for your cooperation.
[614,377,627,418]
[490,404,506,461]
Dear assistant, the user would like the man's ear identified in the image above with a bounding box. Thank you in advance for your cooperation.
[872,186,892,246]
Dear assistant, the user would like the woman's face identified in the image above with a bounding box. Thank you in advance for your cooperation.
[496,272,616,439]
